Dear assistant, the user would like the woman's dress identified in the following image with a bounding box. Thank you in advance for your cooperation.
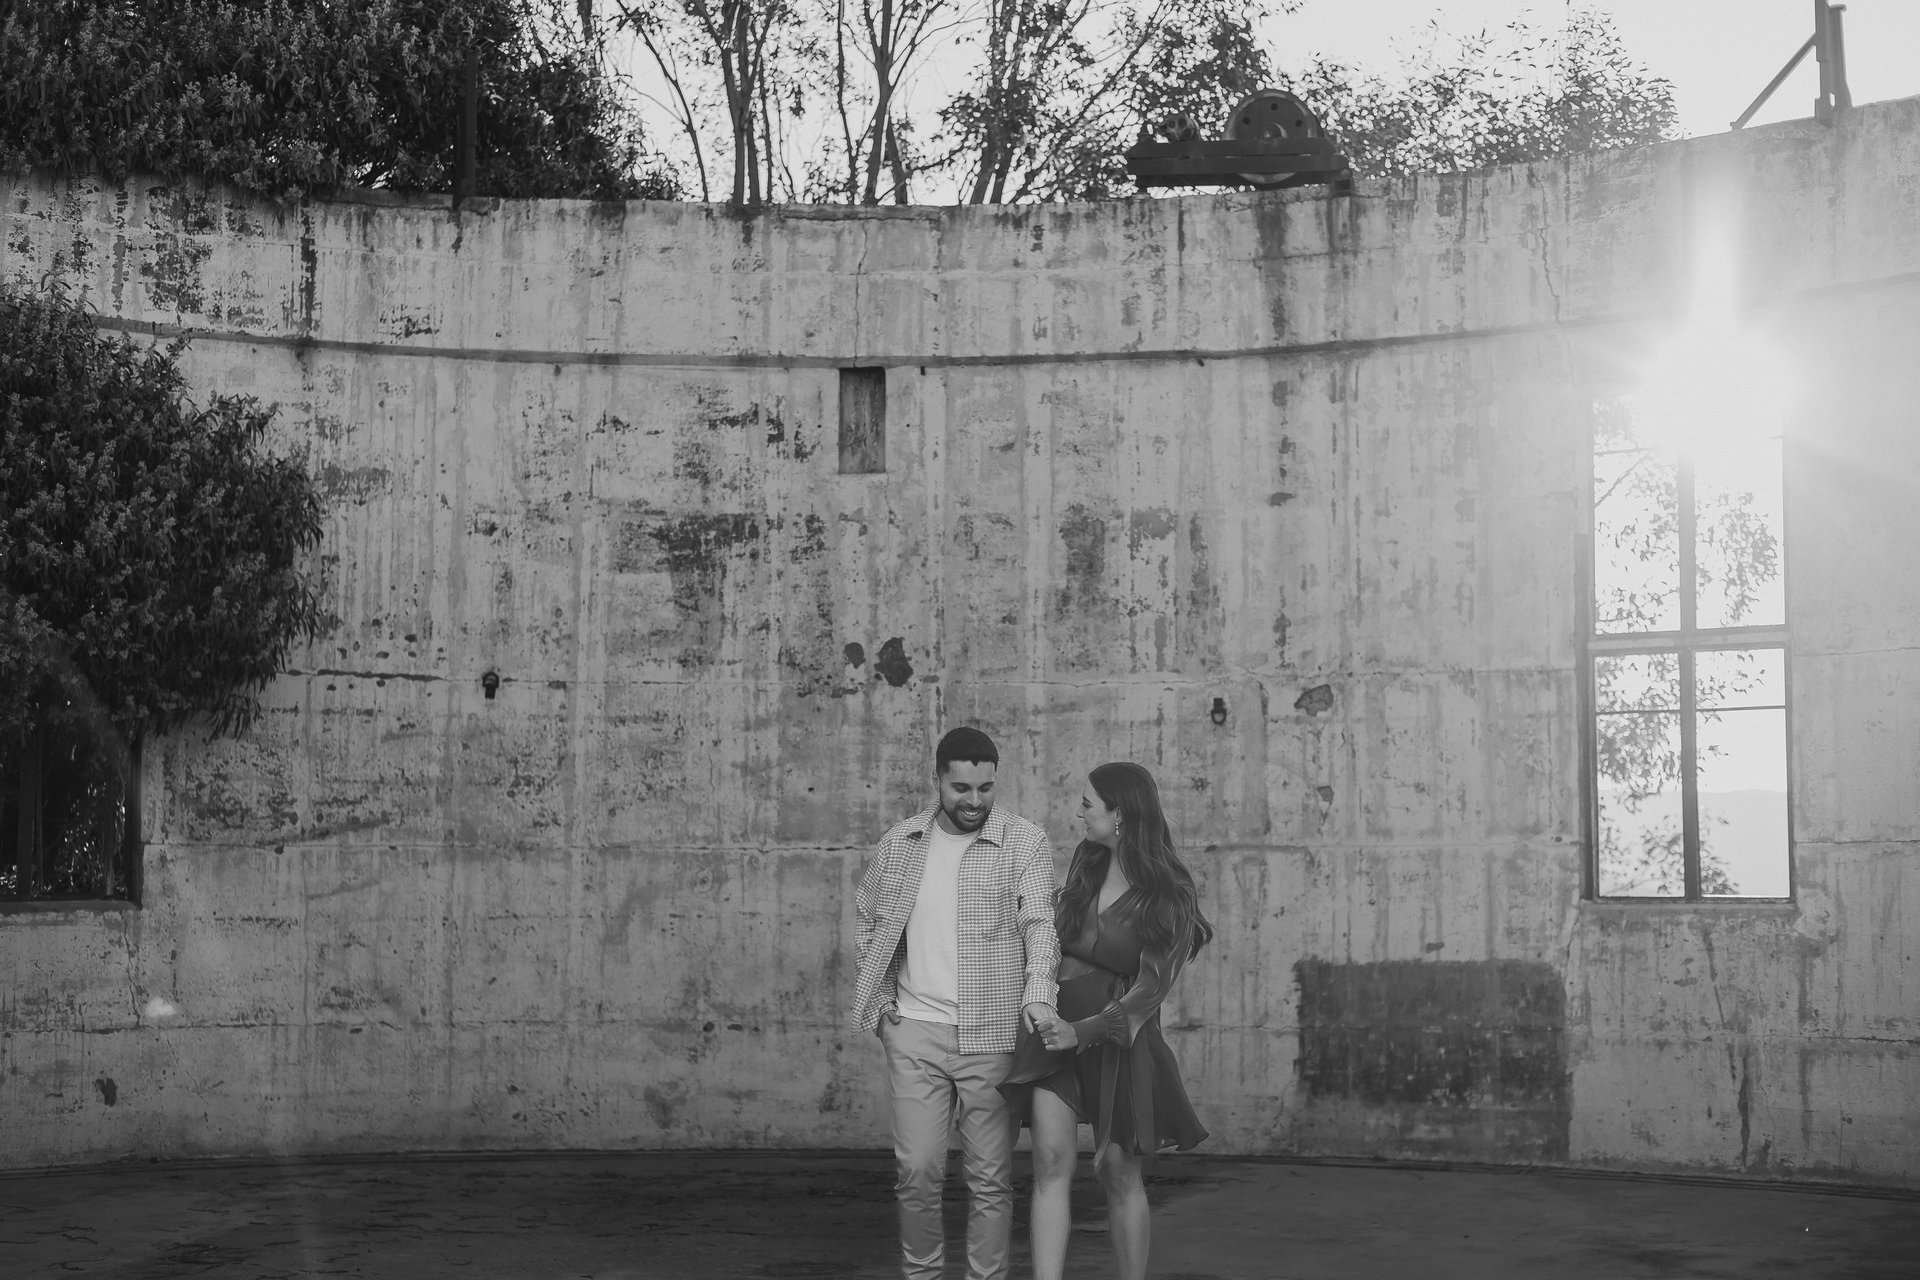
[1004,888,1207,1155]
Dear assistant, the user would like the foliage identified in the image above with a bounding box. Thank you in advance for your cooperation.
[928,0,1672,199]
[646,0,801,206]
[1590,399,1782,896]
[1599,817,1737,898]
[621,0,889,205]
[0,0,675,201]
[836,0,953,204]
[1291,10,1677,179]
[622,1,1676,204]
[936,0,1294,204]
[0,288,326,750]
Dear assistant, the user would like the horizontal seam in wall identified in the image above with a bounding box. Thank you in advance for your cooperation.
[281,669,1573,684]
[128,840,1577,854]
[82,272,1920,370]
[89,311,1613,368]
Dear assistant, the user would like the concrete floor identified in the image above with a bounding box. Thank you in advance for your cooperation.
[2,1151,1916,1279]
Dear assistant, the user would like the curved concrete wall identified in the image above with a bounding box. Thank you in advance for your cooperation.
[3,99,1918,1183]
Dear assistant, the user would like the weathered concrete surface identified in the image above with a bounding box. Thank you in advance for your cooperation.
[3,100,1919,1181]
[1,1151,1916,1279]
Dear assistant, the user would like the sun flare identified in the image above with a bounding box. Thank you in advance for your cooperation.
[1629,233,1793,475]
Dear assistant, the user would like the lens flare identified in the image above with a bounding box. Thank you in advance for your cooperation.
[1631,230,1793,477]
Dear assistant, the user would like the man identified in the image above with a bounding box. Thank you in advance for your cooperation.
[851,726,1061,1280]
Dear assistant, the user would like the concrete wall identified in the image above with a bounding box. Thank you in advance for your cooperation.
[3,98,1917,1184]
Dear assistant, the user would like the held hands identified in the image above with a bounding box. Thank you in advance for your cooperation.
[1033,1012,1079,1053]
[1021,1002,1079,1051]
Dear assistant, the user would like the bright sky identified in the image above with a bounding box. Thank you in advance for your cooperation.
[1271,0,1920,137]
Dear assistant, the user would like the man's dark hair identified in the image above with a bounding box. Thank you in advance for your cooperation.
[936,726,998,773]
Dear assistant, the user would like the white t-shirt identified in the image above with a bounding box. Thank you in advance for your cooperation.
[894,822,975,1025]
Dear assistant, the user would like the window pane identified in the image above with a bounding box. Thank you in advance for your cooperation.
[1696,435,1783,629]
[1596,711,1684,897]
[1594,447,1679,634]
[0,727,134,901]
[1697,707,1789,897]
[1596,652,1679,713]
[1696,648,1785,710]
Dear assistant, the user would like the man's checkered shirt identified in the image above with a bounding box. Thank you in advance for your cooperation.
[850,803,1061,1053]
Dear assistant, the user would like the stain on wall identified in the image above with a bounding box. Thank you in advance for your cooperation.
[1295,959,1569,1161]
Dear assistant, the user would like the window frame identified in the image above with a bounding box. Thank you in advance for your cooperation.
[1584,444,1795,904]
[0,734,143,909]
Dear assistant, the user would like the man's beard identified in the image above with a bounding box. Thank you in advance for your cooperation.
[943,798,992,834]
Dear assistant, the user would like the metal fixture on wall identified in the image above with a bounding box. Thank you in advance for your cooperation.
[1732,0,1851,130]
[1210,696,1229,726]
[1124,88,1351,193]
[481,670,500,700]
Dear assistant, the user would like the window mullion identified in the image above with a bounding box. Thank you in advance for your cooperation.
[1677,455,1701,899]
[1679,648,1701,898]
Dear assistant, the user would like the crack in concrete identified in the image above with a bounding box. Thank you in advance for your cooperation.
[114,911,142,1027]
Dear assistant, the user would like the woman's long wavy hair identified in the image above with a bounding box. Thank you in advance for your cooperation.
[1056,762,1213,961]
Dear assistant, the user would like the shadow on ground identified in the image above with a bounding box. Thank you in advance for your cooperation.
[2,1150,1916,1279]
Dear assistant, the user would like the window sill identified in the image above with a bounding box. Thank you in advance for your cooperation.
[1580,897,1797,913]
[0,897,138,917]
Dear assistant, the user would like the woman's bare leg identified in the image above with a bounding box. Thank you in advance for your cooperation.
[1095,1143,1149,1280]
[1028,1088,1079,1280]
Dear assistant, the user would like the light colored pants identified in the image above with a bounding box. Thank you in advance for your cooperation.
[881,1015,1016,1280]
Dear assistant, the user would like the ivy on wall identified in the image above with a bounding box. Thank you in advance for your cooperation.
[0,0,675,202]
[0,289,326,898]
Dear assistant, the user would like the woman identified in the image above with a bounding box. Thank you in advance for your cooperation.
[1007,761,1212,1280]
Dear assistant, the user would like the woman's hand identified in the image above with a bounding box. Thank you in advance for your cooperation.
[1039,1016,1080,1052]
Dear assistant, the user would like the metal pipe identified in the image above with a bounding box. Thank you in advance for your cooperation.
[1732,33,1816,130]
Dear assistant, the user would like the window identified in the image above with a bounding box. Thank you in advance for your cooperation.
[1588,395,1788,899]
[838,367,886,474]
[1,725,140,904]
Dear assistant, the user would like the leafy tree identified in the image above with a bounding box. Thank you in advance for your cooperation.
[1290,10,1678,180]
[0,0,675,201]
[0,289,326,898]
[840,0,954,204]
[933,0,1293,204]
[971,0,1288,202]
[618,0,837,205]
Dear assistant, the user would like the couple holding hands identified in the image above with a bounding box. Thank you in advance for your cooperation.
[851,727,1213,1280]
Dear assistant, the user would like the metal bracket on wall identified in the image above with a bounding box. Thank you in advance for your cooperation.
[1731,0,1852,130]
[1125,88,1353,196]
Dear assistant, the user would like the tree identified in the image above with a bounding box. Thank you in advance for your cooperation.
[945,0,1290,202]
[1288,10,1677,180]
[0,289,326,898]
[849,0,953,203]
[618,0,808,205]
[934,0,1265,205]
[0,0,675,202]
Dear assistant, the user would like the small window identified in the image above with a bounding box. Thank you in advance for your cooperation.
[838,367,886,474]
[1,726,140,904]
[1588,395,1788,899]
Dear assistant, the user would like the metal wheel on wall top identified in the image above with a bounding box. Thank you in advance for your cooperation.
[1224,89,1322,188]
